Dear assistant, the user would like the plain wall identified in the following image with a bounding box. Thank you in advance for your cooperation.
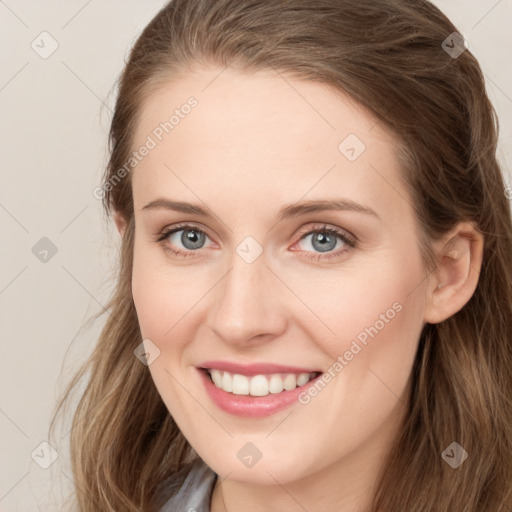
[1,0,511,509]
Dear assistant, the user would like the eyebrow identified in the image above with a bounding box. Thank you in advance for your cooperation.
[142,198,380,221]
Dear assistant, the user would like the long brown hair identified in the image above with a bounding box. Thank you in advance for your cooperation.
[50,0,512,510]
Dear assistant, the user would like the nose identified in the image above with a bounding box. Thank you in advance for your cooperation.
[208,249,287,347]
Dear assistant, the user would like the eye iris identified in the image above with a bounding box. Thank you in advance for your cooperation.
[312,232,337,253]
[182,229,205,250]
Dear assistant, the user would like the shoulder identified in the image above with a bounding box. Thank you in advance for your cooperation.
[157,457,218,512]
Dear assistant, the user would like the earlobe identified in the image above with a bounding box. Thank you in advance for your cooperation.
[423,222,484,324]
[113,211,127,237]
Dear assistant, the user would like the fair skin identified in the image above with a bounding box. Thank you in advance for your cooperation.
[115,64,483,512]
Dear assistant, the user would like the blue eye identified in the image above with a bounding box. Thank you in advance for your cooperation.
[291,225,356,262]
[157,225,211,257]
[156,223,356,261]
[171,228,207,250]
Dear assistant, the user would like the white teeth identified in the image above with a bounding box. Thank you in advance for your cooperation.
[297,373,310,386]
[207,369,317,396]
[269,374,284,394]
[221,371,233,392]
[250,375,268,396]
[211,369,223,388]
[283,374,297,390]
[232,374,250,395]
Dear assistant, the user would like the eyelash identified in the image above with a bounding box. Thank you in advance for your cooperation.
[155,222,356,262]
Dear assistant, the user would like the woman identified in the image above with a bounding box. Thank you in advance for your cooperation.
[51,0,512,510]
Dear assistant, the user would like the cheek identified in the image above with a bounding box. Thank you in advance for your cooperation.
[131,252,204,414]
[131,260,166,339]
[300,252,427,425]
[321,281,423,358]
[289,252,426,363]
[131,243,209,340]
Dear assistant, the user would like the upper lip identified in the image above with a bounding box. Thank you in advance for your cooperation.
[198,360,323,376]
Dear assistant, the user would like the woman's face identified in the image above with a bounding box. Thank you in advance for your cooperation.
[129,64,429,488]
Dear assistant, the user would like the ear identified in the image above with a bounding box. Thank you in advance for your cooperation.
[113,210,127,237]
[423,222,484,324]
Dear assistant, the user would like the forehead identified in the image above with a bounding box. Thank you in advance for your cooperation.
[130,65,411,226]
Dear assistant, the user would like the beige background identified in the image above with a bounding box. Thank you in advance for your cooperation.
[1,0,511,509]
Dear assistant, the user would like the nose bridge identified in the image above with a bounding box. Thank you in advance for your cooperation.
[209,241,285,344]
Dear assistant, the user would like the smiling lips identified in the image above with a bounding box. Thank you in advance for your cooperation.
[197,360,323,398]
[197,364,324,418]
[206,368,320,396]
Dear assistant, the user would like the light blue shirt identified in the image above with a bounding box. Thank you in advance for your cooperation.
[158,457,218,512]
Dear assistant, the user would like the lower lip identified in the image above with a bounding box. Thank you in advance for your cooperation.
[197,368,322,418]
